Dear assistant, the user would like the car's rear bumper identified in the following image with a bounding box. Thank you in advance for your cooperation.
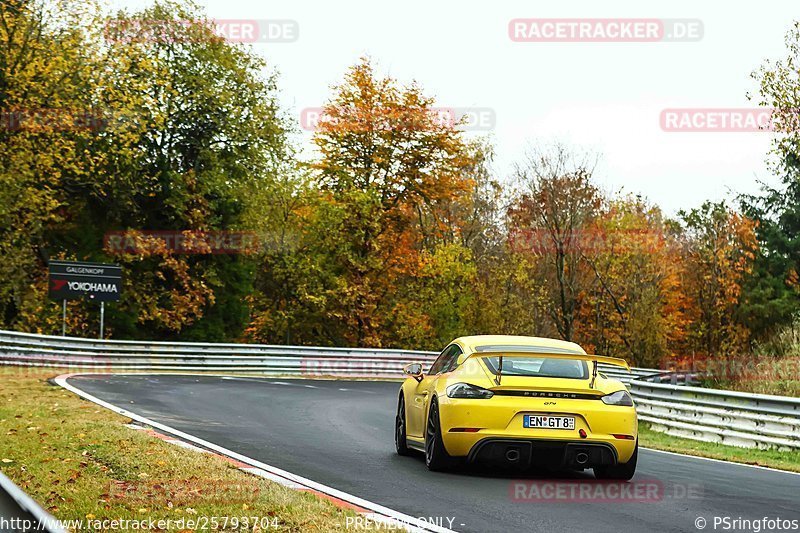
[437,395,637,463]
[466,438,619,469]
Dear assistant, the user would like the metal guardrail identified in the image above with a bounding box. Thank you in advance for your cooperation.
[0,470,66,532]
[0,329,658,379]
[0,329,435,378]
[629,380,800,450]
[1,329,798,450]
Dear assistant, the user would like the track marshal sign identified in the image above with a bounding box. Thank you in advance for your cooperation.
[48,260,122,302]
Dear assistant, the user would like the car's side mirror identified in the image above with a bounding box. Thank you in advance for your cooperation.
[403,362,423,382]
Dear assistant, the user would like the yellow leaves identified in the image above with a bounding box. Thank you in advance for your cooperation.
[786,268,800,288]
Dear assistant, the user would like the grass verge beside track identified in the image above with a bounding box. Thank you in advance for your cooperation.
[0,368,359,531]
[638,422,800,473]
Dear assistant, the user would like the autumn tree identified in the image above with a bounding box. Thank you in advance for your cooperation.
[385,140,505,347]
[0,0,292,339]
[0,0,106,330]
[466,249,552,339]
[508,144,602,341]
[675,202,757,357]
[575,196,676,367]
[298,58,476,347]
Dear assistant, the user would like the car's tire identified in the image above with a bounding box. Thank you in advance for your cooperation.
[425,397,456,471]
[395,394,411,456]
[594,441,638,481]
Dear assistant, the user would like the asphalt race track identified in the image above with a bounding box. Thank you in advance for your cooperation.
[64,375,800,533]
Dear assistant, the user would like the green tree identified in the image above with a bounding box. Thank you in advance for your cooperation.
[740,21,800,340]
[96,1,290,340]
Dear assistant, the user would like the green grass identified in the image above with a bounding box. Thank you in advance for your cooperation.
[0,367,363,532]
[638,422,800,473]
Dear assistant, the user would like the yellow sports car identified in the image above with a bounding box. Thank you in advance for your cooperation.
[395,335,637,479]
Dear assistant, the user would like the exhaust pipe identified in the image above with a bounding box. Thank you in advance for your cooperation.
[505,448,521,462]
[575,452,589,465]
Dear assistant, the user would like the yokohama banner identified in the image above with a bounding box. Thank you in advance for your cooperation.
[48,260,122,302]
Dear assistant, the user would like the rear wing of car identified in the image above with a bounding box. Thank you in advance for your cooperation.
[465,349,631,371]
[464,349,630,387]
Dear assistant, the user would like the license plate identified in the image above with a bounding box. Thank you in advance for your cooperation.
[524,415,575,430]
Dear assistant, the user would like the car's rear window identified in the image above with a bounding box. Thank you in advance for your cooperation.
[482,357,588,379]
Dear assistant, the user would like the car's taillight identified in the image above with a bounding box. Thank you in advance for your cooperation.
[446,383,494,399]
[600,390,634,406]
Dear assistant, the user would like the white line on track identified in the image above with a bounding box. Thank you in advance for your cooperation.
[53,373,456,533]
[641,447,800,477]
[241,467,306,490]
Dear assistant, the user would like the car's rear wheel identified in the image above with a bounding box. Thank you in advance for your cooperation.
[425,398,455,471]
[594,441,637,480]
[395,394,410,456]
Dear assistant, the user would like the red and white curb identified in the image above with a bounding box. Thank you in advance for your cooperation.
[54,373,455,533]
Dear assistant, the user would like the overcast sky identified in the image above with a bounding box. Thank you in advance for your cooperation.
[110,0,800,214]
